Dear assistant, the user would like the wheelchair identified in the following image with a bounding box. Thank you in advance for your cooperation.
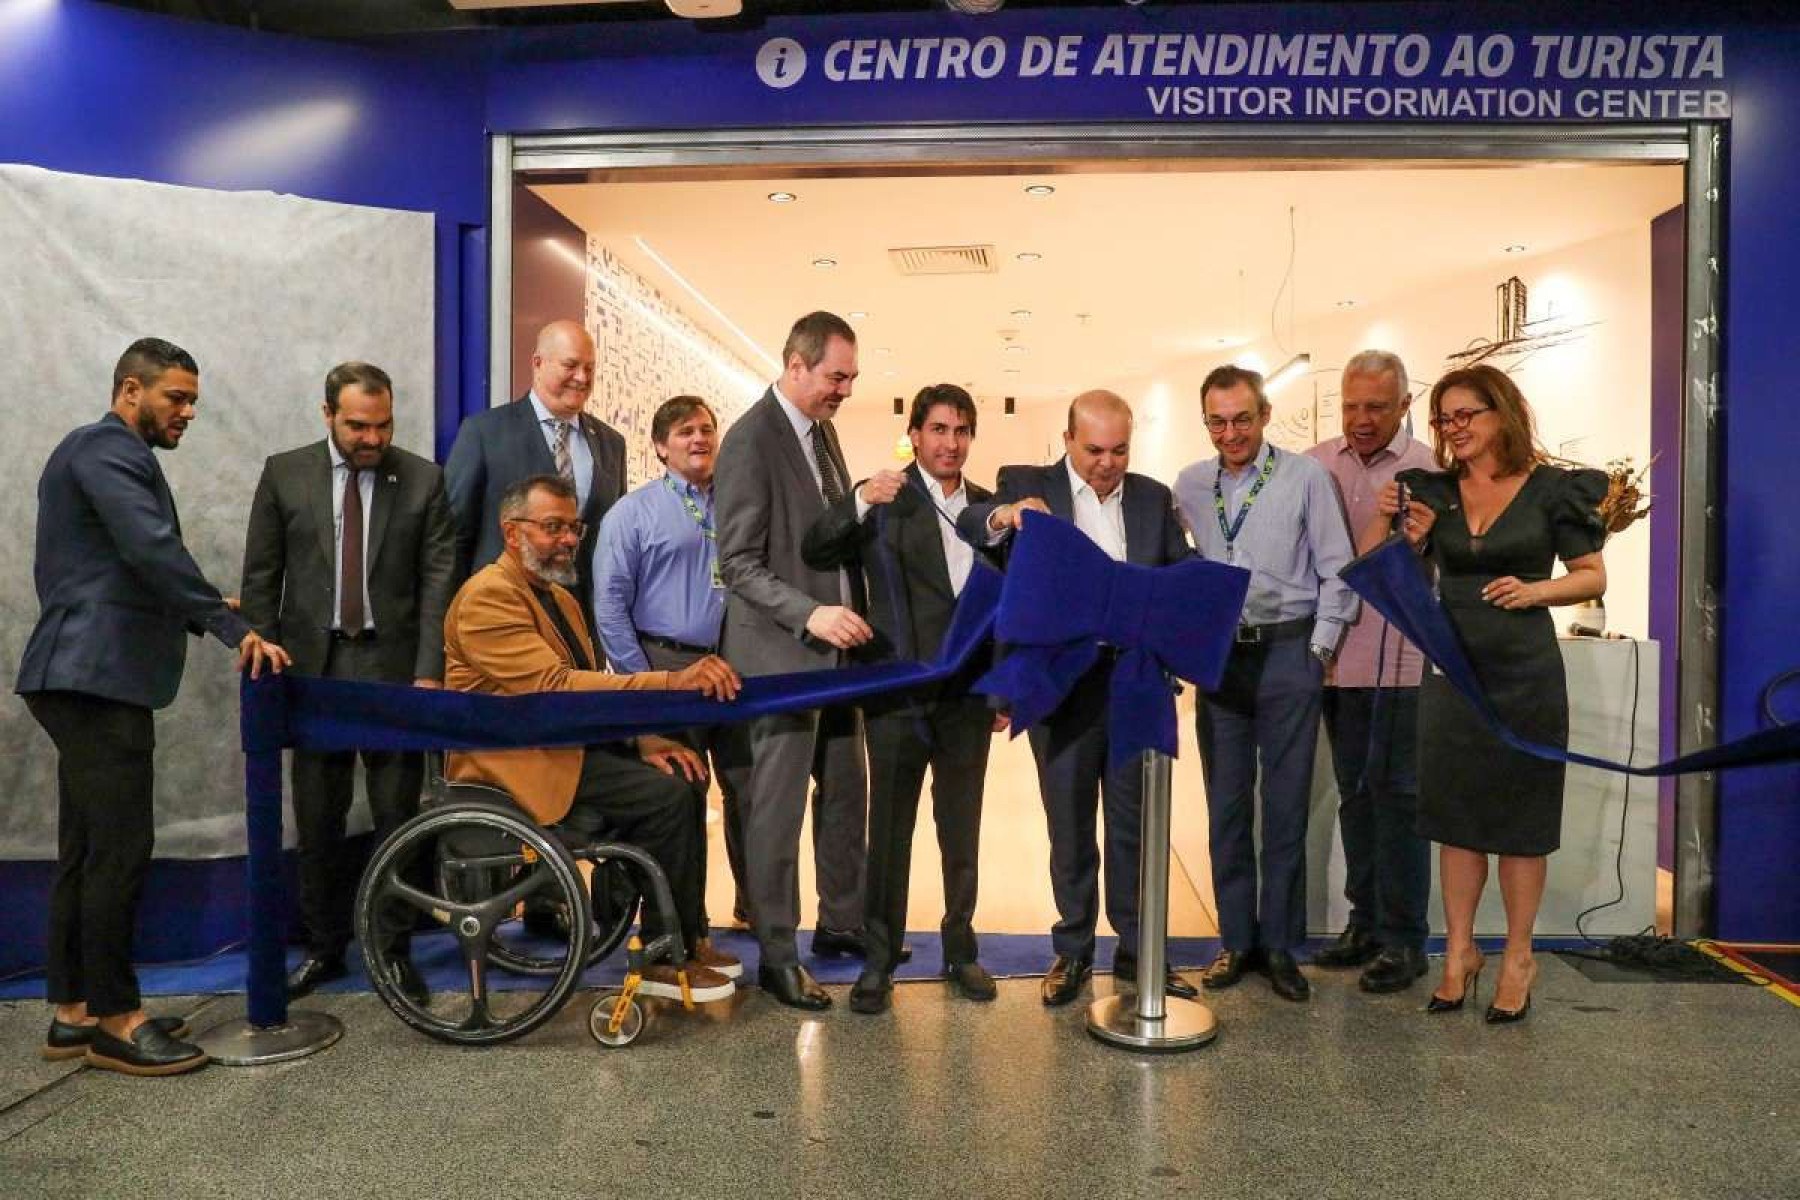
[352,754,700,1048]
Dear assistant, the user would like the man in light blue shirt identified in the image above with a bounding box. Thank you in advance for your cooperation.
[594,396,752,930]
[1173,364,1358,1003]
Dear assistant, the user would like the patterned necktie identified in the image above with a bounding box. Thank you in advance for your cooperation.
[340,465,365,631]
[810,421,844,504]
[551,420,575,484]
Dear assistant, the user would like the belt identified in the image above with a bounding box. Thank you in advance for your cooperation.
[329,628,379,643]
[1232,616,1312,646]
[641,633,717,656]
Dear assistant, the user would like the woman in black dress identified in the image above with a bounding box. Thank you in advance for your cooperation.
[1372,365,1607,1023]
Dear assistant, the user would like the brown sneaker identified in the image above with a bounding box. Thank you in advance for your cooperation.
[691,937,742,980]
[638,961,735,1003]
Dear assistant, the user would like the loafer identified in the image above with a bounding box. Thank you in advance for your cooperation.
[758,963,831,1011]
[809,926,869,958]
[945,960,998,1002]
[1113,952,1200,1001]
[84,1022,208,1077]
[1200,948,1260,991]
[692,937,744,980]
[44,1016,188,1062]
[1359,946,1429,994]
[387,956,431,1007]
[1312,925,1381,969]
[848,969,893,1014]
[1040,954,1092,1007]
[1264,950,1311,1002]
[285,955,347,999]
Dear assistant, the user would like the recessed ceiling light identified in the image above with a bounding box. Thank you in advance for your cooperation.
[767,191,797,203]
[1004,345,1027,355]
[1215,337,1232,345]
[1024,184,1055,197]
[1003,368,1021,374]
[1336,299,1358,308]
[848,310,869,319]
[1015,252,1042,263]
[1010,309,1032,319]
[876,347,892,355]
[812,257,837,268]
[1504,244,1527,254]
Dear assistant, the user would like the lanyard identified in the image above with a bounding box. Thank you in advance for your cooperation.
[1213,447,1277,558]
[663,475,722,589]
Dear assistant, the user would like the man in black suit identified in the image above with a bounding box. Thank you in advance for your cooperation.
[445,319,626,608]
[803,384,1006,1014]
[17,338,289,1076]
[714,310,873,1011]
[240,362,456,1002]
[962,390,1197,1008]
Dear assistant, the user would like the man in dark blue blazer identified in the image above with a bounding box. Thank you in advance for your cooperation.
[960,390,1197,1009]
[444,319,627,610]
[17,338,289,1077]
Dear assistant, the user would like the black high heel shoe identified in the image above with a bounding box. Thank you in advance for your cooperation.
[1425,951,1484,1014]
[1485,959,1537,1024]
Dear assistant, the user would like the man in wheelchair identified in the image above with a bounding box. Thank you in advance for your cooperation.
[444,474,744,1001]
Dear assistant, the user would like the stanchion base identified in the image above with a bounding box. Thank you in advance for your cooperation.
[195,1010,344,1066]
[1085,993,1218,1053]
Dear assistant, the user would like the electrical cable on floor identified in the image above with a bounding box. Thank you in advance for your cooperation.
[1574,636,1641,944]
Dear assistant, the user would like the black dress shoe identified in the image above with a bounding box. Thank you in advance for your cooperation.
[1359,946,1429,994]
[848,969,892,1014]
[1312,925,1381,969]
[388,956,431,1007]
[810,926,868,958]
[945,961,998,1002]
[84,1022,208,1077]
[1040,955,1092,1007]
[44,1016,188,1062]
[758,963,832,1011]
[1200,948,1259,991]
[286,955,347,999]
[1263,950,1311,1002]
[1113,953,1200,1000]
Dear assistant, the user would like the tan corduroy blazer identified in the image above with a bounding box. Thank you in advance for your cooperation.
[443,553,674,824]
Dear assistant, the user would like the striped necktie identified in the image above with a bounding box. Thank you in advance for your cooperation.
[551,420,575,484]
[810,421,844,504]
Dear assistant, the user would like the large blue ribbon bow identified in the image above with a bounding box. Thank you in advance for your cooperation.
[976,511,1251,767]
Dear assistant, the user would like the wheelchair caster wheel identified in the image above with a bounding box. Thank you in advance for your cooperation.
[589,991,645,1048]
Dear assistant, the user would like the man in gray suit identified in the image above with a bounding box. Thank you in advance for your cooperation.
[714,310,875,1010]
[240,362,456,1002]
[18,338,289,1076]
[444,319,626,609]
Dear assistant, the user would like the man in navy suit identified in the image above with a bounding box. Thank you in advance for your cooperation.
[445,319,626,610]
[963,390,1197,1009]
[17,338,289,1076]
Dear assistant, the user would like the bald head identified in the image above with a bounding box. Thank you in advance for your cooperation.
[1063,390,1133,499]
[531,320,596,419]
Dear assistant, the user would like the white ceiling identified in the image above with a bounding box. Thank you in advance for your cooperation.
[532,161,1681,406]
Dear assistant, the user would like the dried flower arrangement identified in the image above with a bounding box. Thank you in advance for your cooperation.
[1597,454,1656,539]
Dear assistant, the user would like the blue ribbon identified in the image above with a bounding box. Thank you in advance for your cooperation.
[1340,536,1800,776]
[975,512,1252,767]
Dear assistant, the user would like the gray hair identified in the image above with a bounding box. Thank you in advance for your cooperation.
[499,474,576,521]
[1341,350,1410,400]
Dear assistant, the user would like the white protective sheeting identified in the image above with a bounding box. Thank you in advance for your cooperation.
[0,164,434,858]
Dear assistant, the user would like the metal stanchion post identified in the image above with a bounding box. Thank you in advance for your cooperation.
[196,726,343,1064]
[1086,748,1218,1052]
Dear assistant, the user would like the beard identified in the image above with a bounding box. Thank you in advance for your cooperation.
[519,539,578,588]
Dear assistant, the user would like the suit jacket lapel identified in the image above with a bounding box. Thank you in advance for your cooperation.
[1045,458,1076,521]
[513,395,557,475]
[905,464,956,604]
[578,414,611,522]
[310,442,337,576]
[1122,476,1151,564]
[762,391,817,500]
[367,454,398,571]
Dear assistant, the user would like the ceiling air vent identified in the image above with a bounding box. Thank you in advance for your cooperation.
[888,245,998,276]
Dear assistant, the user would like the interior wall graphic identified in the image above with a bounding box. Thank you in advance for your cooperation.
[0,164,435,859]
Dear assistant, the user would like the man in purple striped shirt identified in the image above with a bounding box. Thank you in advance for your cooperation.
[1305,351,1439,993]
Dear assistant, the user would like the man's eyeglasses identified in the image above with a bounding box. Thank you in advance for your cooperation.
[1204,413,1259,434]
[508,517,587,539]
[1429,406,1494,431]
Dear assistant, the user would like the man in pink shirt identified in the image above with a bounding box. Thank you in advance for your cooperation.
[1305,351,1439,993]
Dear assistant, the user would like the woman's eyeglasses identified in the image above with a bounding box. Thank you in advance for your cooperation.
[1429,405,1493,431]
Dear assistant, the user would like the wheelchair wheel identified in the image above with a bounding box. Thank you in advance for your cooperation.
[588,989,645,1048]
[356,803,590,1046]
[474,856,636,978]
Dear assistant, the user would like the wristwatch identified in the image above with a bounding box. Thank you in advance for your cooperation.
[1311,643,1336,666]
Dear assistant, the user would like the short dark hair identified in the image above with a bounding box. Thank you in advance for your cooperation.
[324,362,394,413]
[1200,364,1270,414]
[498,473,577,522]
[781,311,856,370]
[111,338,198,399]
[651,395,717,447]
[907,383,977,436]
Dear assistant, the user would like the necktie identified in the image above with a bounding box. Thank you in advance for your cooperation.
[552,420,575,484]
[341,466,365,631]
[810,421,844,504]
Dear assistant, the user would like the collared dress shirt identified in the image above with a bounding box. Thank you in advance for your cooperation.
[1064,457,1128,562]
[528,390,593,513]
[592,469,726,673]
[1173,441,1359,656]
[921,472,977,596]
[1306,427,1438,687]
[328,440,375,632]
